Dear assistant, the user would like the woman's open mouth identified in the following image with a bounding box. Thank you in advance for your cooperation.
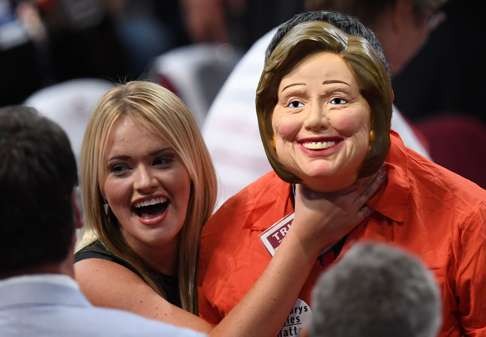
[132,197,169,222]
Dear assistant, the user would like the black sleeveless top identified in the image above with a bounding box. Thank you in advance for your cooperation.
[75,240,181,307]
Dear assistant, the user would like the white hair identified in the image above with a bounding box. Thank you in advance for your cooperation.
[311,241,442,337]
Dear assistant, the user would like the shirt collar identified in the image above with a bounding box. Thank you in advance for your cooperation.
[247,172,294,231]
[368,131,411,223]
[0,274,79,290]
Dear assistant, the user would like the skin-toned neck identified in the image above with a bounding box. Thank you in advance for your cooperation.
[122,231,180,276]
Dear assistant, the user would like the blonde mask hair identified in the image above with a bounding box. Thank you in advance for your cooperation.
[79,81,216,313]
[256,21,393,183]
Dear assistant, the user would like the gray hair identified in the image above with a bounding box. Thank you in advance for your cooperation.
[305,0,447,28]
[310,242,442,337]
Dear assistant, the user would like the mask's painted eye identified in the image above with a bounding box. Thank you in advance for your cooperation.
[287,100,304,108]
[330,97,348,105]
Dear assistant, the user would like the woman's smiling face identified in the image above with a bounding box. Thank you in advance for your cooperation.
[272,51,371,192]
[102,116,191,252]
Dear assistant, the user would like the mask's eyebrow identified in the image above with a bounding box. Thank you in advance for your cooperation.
[280,82,306,94]
[322,80,351,87]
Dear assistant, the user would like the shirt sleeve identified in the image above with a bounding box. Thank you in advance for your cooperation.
[198,284,224,324]
[454,201,486,337]
[197,208,228,324]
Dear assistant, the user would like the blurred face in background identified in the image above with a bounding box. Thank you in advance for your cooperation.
[378,0,446,74]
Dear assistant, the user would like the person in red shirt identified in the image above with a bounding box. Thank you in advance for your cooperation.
[199,12,486,337]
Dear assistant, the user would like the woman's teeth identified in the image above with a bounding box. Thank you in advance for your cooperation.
[133,197,169,217]
[134,197,167,209]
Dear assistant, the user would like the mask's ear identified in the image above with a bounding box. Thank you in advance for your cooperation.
[72,189,83,229]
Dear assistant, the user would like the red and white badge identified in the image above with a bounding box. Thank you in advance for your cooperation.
[260,213,295,256]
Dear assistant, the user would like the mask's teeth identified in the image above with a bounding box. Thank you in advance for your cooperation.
[303,141,336,150]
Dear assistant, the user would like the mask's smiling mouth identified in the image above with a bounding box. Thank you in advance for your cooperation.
[302,140,337,150]
[132,197,169,219]
[298,136,343,151]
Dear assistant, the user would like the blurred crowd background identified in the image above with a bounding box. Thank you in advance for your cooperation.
[1,0,484,187]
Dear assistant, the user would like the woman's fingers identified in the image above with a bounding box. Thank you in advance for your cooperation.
[350,167,387,209]
[298,166,387,211]
[290,167,387,254]
[357,206,373,221]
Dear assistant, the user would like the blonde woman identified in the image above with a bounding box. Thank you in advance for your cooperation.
[75,80,381,336]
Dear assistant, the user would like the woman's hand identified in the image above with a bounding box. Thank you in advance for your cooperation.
[290,167,387,258]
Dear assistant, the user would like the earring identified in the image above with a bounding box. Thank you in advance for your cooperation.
[103,203,109,216]
[369,129,375,143]
[369,130,375,150]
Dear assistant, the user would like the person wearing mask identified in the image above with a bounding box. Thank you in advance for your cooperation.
[199,14,486,337]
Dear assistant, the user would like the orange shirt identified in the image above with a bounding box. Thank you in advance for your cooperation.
[198,132,486,337]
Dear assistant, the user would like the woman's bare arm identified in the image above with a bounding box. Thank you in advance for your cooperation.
[74,259,212,332]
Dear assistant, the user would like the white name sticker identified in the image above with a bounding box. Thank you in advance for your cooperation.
[278,298,311,337]
[260,212,334,258]
[260,213,295,256]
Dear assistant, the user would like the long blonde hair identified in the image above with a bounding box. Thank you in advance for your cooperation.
[79,81,217,313]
